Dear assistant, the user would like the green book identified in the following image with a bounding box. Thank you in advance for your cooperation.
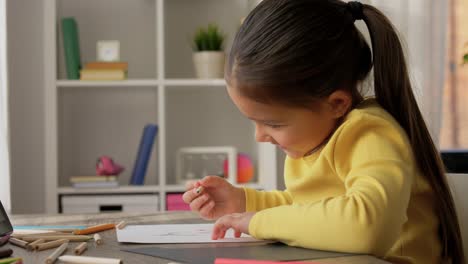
[61,17,81,79]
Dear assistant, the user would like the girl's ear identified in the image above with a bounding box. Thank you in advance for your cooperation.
[326,90,353,118]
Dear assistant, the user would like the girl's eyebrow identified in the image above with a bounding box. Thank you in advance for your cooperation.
[247,116,282,123]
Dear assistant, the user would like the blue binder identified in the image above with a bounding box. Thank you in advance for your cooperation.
[130,124,158,185]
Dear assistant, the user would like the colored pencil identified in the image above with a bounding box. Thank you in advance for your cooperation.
[36,239,69,251]
[20,235,90,242]
[45,242,68,264]
[58,255,122,264]
[116,221,126,230]
[8,237,28,248]
[73,242,87,255]
[73,223,115,235]
[94,233,103,245]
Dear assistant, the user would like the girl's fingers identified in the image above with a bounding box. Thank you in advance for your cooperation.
[212,216,234,240]
[184,180,198,190]
[200,176,226,187]
[182,182,203,204]
[189,194,210,211]
[212,224,226,240]
[182,190,196,204]
[199,200,215,219]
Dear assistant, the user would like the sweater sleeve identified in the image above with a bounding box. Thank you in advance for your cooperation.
[244,187,293,212]
[248,117,414,256]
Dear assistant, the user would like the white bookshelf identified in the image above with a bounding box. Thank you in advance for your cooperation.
[44,0,277,214]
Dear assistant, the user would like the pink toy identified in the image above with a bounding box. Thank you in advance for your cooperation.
[223,153,254,183]
[96,156,125,176]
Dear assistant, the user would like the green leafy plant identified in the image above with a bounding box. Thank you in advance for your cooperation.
[192,24,224,52]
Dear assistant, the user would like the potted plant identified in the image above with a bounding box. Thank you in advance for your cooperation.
[192,24,225,79]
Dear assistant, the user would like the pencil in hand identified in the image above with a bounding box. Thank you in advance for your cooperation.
[195,186,204,194]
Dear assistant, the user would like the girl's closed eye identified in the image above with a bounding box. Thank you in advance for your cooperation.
[265,123,285,129]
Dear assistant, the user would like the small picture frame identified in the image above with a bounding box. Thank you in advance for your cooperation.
[97,40,120,62]
[175,146,237,185]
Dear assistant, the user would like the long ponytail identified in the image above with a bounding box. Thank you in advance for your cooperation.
[361,5,465,263]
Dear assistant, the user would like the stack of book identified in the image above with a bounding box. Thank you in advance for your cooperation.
[70,175,119,188]
[79,61,128,81]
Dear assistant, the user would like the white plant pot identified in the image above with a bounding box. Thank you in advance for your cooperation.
[192,51,225,79]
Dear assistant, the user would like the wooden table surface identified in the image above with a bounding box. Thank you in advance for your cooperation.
[5,211,389,264]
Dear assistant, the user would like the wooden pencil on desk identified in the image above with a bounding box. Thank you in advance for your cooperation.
[74,242,87,255]
[36,239,69,251]
[20,235,91,242]
[73,223,115,235]
[94,233,103,245]
[8,237,29,248]
[58,255,122,264]
[45,242,68,264]
[12,231,71,239]
[27,238,45,251]
[116,221,126,229]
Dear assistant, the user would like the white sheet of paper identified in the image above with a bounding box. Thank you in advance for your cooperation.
[116,223,264,243]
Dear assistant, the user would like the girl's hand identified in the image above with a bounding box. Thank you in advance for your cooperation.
[211,212,256,240]
[182,176,246,220]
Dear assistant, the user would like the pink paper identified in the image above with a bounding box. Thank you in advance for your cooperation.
[214,258,319,264]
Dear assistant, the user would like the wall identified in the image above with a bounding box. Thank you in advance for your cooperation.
[7,0,45,213]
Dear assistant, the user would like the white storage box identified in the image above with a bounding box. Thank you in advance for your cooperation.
[61,194,159,214]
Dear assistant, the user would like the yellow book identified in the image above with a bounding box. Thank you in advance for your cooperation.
[84,61,128,70]
[80,69,127,80]
[70,176,117,183]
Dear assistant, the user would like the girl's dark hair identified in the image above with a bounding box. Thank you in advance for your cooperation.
[225,0,465,263]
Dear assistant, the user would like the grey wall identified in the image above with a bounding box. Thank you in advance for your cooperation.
[7,0,46,213]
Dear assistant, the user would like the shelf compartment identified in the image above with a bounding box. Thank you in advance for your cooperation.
[165,86,257,185]
[58,86,160,187]
[57,0,157,79]
[164,0,250,78]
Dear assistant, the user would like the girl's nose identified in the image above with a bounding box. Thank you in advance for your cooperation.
[255,124,271,142]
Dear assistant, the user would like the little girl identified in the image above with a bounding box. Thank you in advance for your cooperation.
[182,1,464,263]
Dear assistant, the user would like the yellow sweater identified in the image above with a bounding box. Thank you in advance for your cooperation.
[245,99,441,264]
